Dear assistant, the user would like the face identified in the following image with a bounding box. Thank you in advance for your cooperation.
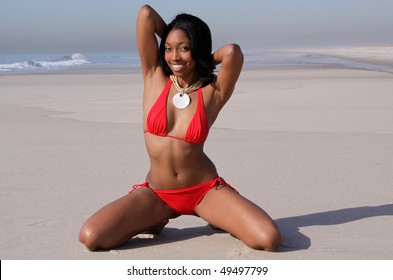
[164,29,197,81]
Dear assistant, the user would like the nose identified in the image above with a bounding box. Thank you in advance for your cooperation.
[172,49,180,60]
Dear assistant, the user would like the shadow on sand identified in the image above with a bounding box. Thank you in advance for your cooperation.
[116,204,393,252]
[117,224,222,250]
[275,204,393,252]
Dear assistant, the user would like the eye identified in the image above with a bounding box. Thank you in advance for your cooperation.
[180,46,190,52]
[164,47,172,52]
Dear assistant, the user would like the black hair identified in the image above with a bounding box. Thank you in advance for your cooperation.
[159,13,216,86]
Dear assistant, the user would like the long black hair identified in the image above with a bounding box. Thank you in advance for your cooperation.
[159,13,216,86]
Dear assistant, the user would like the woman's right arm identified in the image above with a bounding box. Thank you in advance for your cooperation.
[137,5,166,79]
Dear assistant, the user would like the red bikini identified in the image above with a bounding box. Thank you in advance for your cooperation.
[130,177,237,215]
[144,78,209,144]
[131,78,237,215]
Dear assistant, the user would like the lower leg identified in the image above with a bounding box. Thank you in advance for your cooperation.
[143,219,169,235]
[79,188,176,251]
[195,186,282,251]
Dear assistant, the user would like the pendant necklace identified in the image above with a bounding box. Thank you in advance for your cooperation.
[170,75,203,109]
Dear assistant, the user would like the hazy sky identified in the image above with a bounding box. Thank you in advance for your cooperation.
[1,0,393,54]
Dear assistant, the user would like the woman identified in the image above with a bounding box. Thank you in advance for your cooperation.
[79,5,282,252]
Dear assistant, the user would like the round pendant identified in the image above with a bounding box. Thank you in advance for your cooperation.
[172,92,190,109]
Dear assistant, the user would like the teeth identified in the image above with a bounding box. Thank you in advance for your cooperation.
[172,64,184,71]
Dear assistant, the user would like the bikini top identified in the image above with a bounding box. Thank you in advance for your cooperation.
[144,78,209,144]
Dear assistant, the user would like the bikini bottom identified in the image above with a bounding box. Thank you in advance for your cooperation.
[129,176,238,215]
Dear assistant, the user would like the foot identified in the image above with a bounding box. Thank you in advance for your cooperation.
[208,223,226,232]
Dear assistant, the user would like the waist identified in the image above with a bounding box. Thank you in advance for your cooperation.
[144,132,217,189]
[146,172,219,191]
[146,159,218,190]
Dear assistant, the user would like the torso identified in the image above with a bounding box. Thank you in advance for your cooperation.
[143,72,221,190]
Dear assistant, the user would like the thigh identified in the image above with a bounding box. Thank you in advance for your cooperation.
[194,185,282,251]
[79,186,178,250]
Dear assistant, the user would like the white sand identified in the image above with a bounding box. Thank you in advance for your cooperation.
[1,59,393,259]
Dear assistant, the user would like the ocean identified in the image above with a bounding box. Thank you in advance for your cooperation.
[1,51,392,74]
[0,53,140,74]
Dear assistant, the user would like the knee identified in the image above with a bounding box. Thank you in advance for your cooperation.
[245,227,283,252]
[79,223,101,251]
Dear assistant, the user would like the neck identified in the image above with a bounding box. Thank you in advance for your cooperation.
[170,74,202,95]
[176,74,199,88]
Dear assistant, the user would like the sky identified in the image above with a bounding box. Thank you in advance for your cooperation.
[1,0,393,54]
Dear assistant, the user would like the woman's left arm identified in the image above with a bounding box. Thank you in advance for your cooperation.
[212,44,244,105]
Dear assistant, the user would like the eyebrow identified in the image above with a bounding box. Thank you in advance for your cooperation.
[164,41,191,46]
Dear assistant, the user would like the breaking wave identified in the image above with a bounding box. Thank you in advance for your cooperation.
[0,53,90,72]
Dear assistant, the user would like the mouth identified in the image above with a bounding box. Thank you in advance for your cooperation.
[171,63,185,72]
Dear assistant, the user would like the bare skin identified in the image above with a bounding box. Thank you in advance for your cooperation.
[79,5,282,252]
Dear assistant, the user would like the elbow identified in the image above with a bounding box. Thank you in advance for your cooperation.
[228,43,242,54]
[226,44,244,65]
[138,5,157,22]
[138,5,152,17]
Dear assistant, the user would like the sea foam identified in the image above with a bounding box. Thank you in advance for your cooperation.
[0,53,90,72]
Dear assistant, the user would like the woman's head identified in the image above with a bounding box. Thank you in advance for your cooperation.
[160,13,216,86]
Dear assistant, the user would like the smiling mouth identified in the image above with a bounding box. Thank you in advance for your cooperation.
[171,64,185,71]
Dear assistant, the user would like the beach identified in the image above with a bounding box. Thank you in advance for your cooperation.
[1,49,393,260]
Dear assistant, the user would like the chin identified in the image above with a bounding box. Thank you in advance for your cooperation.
[171,71,185,77]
